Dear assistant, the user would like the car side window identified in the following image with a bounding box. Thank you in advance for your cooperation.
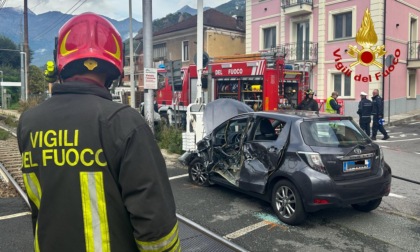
[226,117,249,145]
[252,117,284,141]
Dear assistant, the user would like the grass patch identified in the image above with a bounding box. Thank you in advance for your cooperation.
[155,123,183,155]
[0,128,10,140]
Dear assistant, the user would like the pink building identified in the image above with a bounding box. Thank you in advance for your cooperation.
[246,0,420,117]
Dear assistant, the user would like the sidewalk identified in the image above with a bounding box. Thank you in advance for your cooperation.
[384,109,420,126]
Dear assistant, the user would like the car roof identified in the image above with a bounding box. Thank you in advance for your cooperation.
[241,110,353,120]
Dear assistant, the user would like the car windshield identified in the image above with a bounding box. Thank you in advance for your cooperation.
[301,119,369,147]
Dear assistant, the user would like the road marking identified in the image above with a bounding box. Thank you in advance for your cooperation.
[415,152,420,155]
[0,212,31,220]
[223,221,269,239]
[375,138,420,143]
[388,132,403,135]
[409,122,420,125]
[169,174,189,180]
[389,193,406,199]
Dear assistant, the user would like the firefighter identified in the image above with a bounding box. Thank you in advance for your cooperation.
[17,13,180,252]
[296,89,319,112]
[357,91,373,136]
[325,91,342,114]
[371,88,389,140]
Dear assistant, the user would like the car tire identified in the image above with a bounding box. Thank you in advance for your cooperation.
[271,180,306,225]
[188,158,210,186]
[351,198,382,212]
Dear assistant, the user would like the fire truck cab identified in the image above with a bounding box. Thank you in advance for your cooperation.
[156,53,310,129]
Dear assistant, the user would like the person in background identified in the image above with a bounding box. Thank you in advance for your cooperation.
[325,91,342,114]
[371,88,390,140]
[297,89,319,112]
[357,91,372,136]
[17,13,179,252]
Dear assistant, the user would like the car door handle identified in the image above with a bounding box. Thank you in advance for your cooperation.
[269,146,277,153]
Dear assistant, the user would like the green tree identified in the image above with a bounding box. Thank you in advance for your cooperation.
[28,65,46,95]
[0,35,21,68]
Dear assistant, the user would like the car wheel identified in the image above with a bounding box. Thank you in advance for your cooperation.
[188,158,210,186]
[271,180,306,225]
[351,198,382,212]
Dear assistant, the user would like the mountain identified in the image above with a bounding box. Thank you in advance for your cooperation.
[177,5,201,16]
[174,0,245,17]
[0,7,142,67]
[0,0,245,67]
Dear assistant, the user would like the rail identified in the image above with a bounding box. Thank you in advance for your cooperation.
[0,162,29,207]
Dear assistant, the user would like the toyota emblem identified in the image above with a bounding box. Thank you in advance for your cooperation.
[354,148,362,154]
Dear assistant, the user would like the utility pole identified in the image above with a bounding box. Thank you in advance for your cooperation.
[0,70,3,109]
[143,0,154,132]
[24,0,29,100]
[195,0,203,104]
[129,0,136,108]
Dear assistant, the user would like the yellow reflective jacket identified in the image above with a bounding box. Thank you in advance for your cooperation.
[326,96,337,114]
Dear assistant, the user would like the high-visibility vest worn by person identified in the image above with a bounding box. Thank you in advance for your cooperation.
[325,96,336,114]
[17,81,180,252]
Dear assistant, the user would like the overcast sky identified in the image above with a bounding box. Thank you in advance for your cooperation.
[4,0,231,21]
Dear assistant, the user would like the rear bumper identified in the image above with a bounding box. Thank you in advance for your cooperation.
[296,165,392,212]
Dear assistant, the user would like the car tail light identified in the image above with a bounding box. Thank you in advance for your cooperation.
[314,199,329,204]
[298,152,327,174]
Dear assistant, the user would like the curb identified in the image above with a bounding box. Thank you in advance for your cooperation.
[386,114,420,126]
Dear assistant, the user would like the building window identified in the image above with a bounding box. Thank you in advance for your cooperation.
[263,26,276,49]
[182,41,189,62]
[153,43,167,60]
[408,70,416,98]
[333,12,352,39]
[333,73,351,97]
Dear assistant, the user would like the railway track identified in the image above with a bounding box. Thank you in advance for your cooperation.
[0,123,27,202]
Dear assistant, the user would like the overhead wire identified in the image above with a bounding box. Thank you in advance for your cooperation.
[32,0,87,40]
[0,0,8,12]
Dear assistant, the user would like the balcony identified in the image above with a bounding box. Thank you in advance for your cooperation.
[282,0,313,17]
[265,42,318,64]
[407,41,420,69]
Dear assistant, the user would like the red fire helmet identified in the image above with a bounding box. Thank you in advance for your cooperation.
[56,12,123,85]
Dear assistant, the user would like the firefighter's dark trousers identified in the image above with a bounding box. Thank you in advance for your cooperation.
[372,116,387,137]
[359,118,371,137]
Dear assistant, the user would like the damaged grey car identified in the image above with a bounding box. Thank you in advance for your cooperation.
[180,102,392,226]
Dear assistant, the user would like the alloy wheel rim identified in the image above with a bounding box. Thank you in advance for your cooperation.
[275,185,296,219]
[191,162,208,185]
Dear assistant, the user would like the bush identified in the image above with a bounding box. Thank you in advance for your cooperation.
[4,115,18,128]
[155,122,183,155]
[0,128,9,140]
[18,96,45,113]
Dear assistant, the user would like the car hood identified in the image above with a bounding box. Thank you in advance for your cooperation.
[203,98,254,134]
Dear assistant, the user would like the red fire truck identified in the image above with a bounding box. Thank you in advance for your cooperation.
[156,53,310,126]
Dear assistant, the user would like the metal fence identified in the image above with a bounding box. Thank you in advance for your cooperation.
[263,42,318,63]
[407,40,420,61]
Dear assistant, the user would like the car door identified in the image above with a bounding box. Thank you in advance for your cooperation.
[210,115,252,185]
[238,115,291,194]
